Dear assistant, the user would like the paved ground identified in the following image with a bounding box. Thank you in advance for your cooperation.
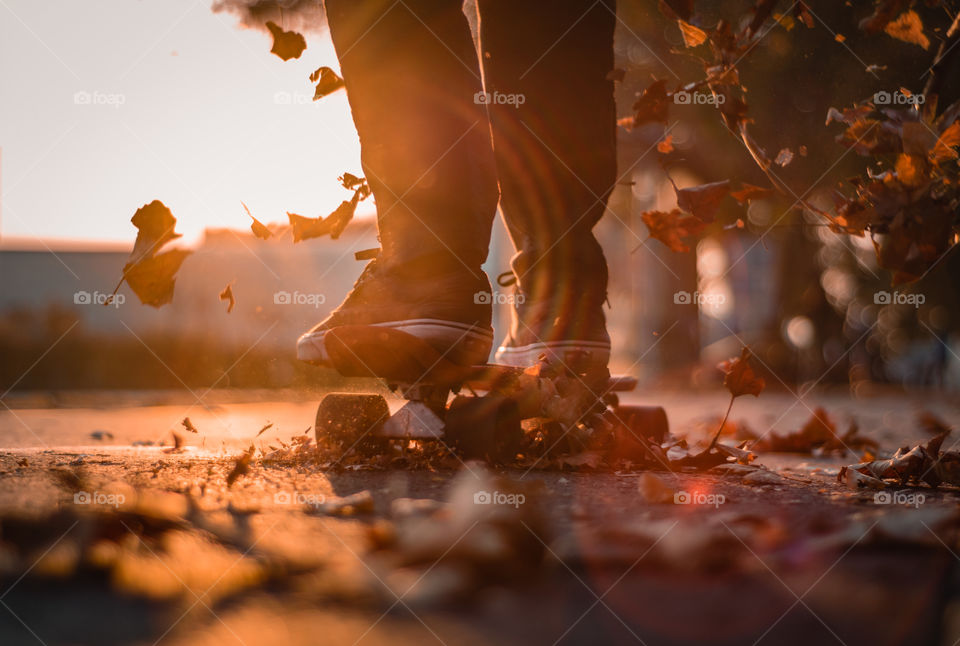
[1,387,959,646]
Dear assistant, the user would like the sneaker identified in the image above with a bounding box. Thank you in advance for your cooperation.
[297,250,494,368]
[494,252,610,378]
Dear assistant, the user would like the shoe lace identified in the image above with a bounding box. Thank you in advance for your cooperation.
[344,248,381,297]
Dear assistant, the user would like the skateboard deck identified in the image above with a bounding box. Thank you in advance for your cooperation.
[315,324,665,462]
[323,324,636,392]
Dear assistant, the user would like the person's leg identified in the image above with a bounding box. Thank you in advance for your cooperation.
[298,0,499,366]
[477,0,617,377]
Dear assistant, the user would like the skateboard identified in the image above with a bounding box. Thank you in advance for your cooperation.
[313,324,669,463]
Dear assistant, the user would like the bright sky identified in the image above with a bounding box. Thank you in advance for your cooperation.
[0,0,364,245]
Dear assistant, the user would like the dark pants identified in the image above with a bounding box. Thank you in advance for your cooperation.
[325,0,616,302]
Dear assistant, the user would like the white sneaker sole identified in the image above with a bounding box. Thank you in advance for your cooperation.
[495,340,611,370]
[297,319,494,367]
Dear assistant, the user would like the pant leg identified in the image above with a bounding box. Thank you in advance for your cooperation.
[325,0,499,272]
[476,0,616,302]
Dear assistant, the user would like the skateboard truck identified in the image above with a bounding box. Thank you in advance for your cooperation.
[313,325,669,463]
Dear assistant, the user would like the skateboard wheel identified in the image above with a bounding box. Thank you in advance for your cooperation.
[614,405,669,443]
[316,393,390,449]
[444,395,522,463]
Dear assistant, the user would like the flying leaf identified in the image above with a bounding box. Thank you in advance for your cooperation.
[226,445,256,486]
[678,20,708,47]
[266,21,306,61]
[122,250,191,307]
[219,283,236,313]
[310,66,345,100]
[883,10,929,49]
[657,134,675,154]
[628,78,670,128]
[256,422,274,438]
[287,192,360,243]
[181,417,199,433]
[640,209,706,253]
[930,122,960,163]
[287,212,330,243]
[674,179,730,222]
[730,183,774,204]
[111,200,192,308]
[242,201,272,240]
[775,147,794,167]
[719,347,765,398]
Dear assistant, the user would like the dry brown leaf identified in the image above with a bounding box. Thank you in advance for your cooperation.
[112,201,192,308]
[640,209,706,253]
[219,283,235,313]
[675,180,730,222]
[266,21,306,61]
[719,347,765,399]
[883,10,929,49]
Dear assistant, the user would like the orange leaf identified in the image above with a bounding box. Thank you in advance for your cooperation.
[641,209,706,253]
[719,347,765,398]
[931,122,960,163]
[883,10,929,49]
[674,180,729,222]
[730,183,773,205]
[677,20,708,47]
[657,134,675,154]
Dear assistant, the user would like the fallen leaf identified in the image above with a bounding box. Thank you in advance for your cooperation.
[637,473,677,503]
[266,21,306,61]
[839,432,953,487]
[751,408,878,454]
[719,347,765,398]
